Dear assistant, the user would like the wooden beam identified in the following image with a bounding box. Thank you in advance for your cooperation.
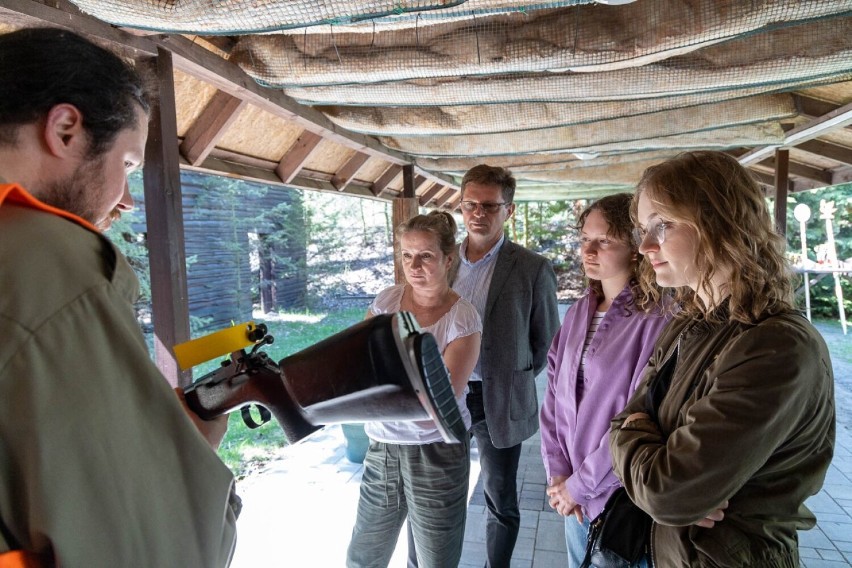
[794,95,842,120]
[797,139,852,167]
[774,149,789,237]
[760,157,833,185]
[433,186,457,208]
[418,183,445,206]
[413,175,428,194]
[443,193,462,211]
[749,169,791,193]
[371,165,402,197]
[739,100,852,165]
[0,0,461,193]
[0,0,155,55]
[401,165,416,199]
[331,152,371,191]
[750,165,825,193]
[180,90,247,166]
[275,131,323,184]
[140,48,191,388]
[831,166,852,185]
[392,197,419,284]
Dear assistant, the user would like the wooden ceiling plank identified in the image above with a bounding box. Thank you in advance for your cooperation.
[797,139,852,167]
[331,152,371,191]
[180,90,247,166]
[0,0,461,194]
[371,165,403,197]
[413,175,429,194]
[275,131,323,183]
[433,187,457,207]
[0,0,156,55]
[418,183,445,206]
[760,157,833,185]
[739,100,852,166]
[443,193,462,211]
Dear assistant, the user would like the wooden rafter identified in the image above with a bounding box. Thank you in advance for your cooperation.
[433,186,456,208]
[140,48,191,386]
[180,90,247,166]
[796,139,852,167]
[275,131,323,184]
[418,183,445,206]
[739,100,852,165]
[759,157,834,185]
[371,165,402,197]
[331,152,371,191]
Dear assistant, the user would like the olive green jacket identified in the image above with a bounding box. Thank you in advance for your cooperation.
[610,308,835,567]
[0,192,238,567]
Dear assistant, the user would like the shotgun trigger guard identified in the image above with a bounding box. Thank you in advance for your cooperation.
[240,404,272,428]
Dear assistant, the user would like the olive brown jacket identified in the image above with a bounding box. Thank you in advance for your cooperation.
[610,306,835,567]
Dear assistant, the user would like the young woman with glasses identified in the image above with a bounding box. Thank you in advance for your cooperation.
[610,150,835,567]
[540,193,670,567]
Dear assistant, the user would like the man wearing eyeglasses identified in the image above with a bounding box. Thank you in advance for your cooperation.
[453,164,559,567]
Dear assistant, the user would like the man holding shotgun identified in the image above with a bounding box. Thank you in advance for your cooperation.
[0,27,237,567]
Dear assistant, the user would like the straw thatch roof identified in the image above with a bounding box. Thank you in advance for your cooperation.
[3,0,851,207]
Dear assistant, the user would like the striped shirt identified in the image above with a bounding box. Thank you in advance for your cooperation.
[452,235,505,381]
[576,311,606,402]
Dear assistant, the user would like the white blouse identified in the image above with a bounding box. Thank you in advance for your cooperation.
[365,284,482,444]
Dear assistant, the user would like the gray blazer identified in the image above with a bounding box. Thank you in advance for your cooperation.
[478,239,560,448]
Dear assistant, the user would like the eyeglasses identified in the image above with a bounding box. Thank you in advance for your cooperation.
[460,200,510,214]
[632,220,671,246]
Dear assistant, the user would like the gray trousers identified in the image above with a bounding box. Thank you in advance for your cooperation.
[346,437,471,568]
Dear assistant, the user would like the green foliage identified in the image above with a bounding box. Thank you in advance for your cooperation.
[302,191,394,308]
[786,184,852,319]
[254,201,306,282]
[105,171,150,304]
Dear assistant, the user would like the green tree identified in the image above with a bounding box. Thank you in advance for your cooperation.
[786,183,852,318]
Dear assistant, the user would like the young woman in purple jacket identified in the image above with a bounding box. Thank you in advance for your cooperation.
[540,193,670,567]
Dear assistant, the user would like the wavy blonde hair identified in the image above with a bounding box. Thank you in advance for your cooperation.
[632,151,794,324]
[576,193,662,313]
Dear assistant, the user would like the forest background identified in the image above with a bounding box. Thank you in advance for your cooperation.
[107,172,851,478]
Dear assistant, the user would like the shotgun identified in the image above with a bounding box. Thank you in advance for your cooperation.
[182,312,466,444]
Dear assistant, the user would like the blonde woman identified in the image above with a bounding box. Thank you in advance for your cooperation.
[347,211,481,568]
[611,151,835,567]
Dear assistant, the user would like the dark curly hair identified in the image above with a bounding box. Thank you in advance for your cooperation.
[0,27,149,156]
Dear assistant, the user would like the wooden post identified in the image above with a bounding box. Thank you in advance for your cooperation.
[393,165,419,284]
[141,48,192,387]
[774,148,789,237]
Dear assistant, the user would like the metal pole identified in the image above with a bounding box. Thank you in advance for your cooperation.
[821,200,847,335]
[800,219,811,322]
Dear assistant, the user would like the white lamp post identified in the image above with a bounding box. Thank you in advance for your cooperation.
[819,200,847,335]
[793,203,812,321]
